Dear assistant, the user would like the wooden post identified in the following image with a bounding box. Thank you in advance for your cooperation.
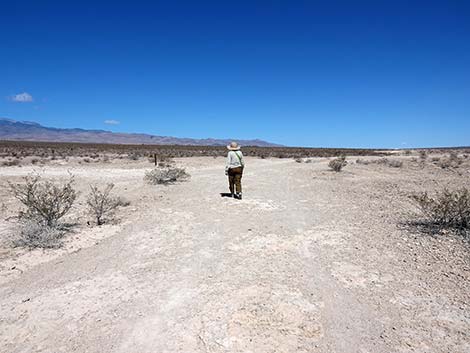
[154,153,157,166]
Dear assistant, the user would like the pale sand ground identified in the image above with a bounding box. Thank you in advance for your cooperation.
[0,156,469,353]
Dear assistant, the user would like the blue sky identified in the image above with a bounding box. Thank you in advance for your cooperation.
[1,1,469,148]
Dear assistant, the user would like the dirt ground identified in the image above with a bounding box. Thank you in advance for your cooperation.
[0,155,469,353]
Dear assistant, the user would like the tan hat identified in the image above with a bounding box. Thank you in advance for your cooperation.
[227,141,241,151]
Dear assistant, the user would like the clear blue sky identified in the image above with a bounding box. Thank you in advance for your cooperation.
[1,0,469,148]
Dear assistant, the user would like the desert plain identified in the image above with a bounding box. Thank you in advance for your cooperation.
[0,150,469,353]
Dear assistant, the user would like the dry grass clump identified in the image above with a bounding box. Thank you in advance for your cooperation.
[328,156,347,172]
[13,221,66,249]
[86,183,129,225]
[410,188,469,236]
[144,167,190,185]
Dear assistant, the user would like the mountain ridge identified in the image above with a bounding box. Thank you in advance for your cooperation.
[0,118,281,147]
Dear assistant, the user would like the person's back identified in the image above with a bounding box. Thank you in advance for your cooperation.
[225,142,244,199]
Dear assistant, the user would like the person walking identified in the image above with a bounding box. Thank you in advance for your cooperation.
[225,141,245,199]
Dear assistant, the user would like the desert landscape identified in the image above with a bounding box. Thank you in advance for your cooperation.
[0,145,468,353]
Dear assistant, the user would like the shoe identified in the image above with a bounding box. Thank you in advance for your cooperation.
[236,193,242,200]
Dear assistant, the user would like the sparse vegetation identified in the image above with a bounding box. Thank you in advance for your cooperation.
[9,173,77,227]
[328,156,347,172]
[8,173,77,248]
[2,159,21,167]
[0,140,390,161]
[86,183,128,225]
[13,220,66,249]
[356,158,402,168]
[410,188,470,235]
[419,150,428,161]
[144,167,190,185]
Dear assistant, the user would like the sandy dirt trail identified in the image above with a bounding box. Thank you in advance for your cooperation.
[1,158,468,353]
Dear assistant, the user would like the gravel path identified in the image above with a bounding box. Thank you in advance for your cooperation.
[1,157,469,353]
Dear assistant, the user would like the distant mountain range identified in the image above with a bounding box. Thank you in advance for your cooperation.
[0,118,281,147]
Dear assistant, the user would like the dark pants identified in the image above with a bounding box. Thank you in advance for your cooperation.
[228,167,243,194]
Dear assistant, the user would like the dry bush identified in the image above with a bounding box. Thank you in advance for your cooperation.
[13,220,65,249]
[435,152,463,169]
[328,156,347,172]
[144,167,190,185]
[2,159,21,167]
[419,150,428,161]
[9,173,77,227]
[410,188,469,235]
[295,158,303,163]
[87,183,128,225]
[356,158,370,165]
[387,159,403,168]
[356,158,402,168]
[128,153,140,160]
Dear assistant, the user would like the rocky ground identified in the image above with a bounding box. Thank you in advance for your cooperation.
[0,154,469,353]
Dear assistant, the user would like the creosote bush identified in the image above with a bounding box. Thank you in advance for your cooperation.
[9,173,77,227]
[144,167,190,185]
[87,183,129,225]
[328,156,347,172]
[410,188,470,234]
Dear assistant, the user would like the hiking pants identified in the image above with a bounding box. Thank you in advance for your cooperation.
[228,166,243,194]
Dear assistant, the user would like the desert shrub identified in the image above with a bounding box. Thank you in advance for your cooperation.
[419,150,428,160]
[13,220,65,249]
[9,173,77,227]
[295,158,303,163]
[144,167,190,185]
[403,150,412,155]
[328,156,347,172]
[356,158,369,165]
[410,188,470,233]
[304,159,313,163]
[2,159,21,167]
[387,159,403,168]
[436,153,463,169]
[128,153,140,161]
[357,158,402,168]
[87,183,128,225]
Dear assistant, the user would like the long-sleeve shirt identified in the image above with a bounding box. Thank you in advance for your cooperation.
[225,150,245,172]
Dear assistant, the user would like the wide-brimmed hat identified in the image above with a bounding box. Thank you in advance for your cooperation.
[227,141,241,151]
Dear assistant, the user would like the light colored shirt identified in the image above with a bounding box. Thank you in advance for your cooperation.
[225,150,245,172]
